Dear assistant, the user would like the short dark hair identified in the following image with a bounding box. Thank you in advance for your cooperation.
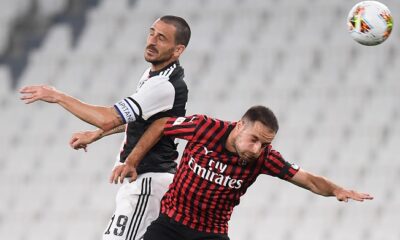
[160,15,191,47]
[241,106,279,133]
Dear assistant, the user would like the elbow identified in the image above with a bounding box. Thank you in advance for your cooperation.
[97,117,120,132]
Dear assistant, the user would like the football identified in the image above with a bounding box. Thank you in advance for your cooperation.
[347,1,393,46]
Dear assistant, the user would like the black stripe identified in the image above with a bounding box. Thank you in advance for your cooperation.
[194,121,225,231]
[127,97,143,119]
[165,123,197,131]
[129,178,151,240]
[125,179,146,240]
[131,178,152,239]
[183,119,216,224]
[168,132,195,139]
[279,164,290,179]
[128,178,147,240]
[268,157,285,172]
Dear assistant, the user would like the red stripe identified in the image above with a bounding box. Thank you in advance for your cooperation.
[265,162,281,175]
[189,121,222,229]
[269,154,285,168]
[164,128,195,139]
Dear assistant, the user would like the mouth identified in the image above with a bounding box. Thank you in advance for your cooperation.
[146,46,158,55]
[241,153,257,162]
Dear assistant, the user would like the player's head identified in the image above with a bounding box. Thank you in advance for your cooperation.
[232,106,279,162]
[144,15,191,70]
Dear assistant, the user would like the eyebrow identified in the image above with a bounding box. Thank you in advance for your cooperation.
[252,134,272,145]
[149,27,168,40]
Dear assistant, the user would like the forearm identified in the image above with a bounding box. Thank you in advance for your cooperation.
[306,174,343,197]
[57,93,123,131]
[290,169,373,202]
[99,125,126,138]
[125,118,168,168]
[290,170,343,197]
[87,125,126,144]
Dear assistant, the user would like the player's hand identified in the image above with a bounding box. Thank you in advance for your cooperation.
[110,164,138,184]
[334,188,374,202]
[20,85,62,104]
[69,130,102,152]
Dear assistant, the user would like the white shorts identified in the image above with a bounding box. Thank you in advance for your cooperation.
[103,172,173,240]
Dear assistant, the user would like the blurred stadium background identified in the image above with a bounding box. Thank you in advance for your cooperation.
[0,0,399,239]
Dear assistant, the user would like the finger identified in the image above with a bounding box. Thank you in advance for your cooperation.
[83,146,87,152]
[20,94,34,101]
[351,196,364,202]
[109,168,117,184]
[72,140,82,148]
[69,137,78,147]
[358,194,373,201]
[361,193,374,200]
[22,97,39,104]
[20,93,33,98]
[338,196,348,202]
[129,173,137,183]
[114,168,123,184]
[350,193,372,201]
[19,86,37,93]
[120,168,128,184]
[75,144,87,151]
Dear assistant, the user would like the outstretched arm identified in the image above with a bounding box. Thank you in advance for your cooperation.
[109,117,169,184]
[70,125,127,151]
[289,169,373,202]
[20,85,123,131]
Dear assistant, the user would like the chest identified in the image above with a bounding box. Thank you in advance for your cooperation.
[182,143,260,185]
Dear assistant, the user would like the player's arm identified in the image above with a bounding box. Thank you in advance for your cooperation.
[70,125,126,151]
[110,117,169,184]
[20,85,123,131]
[288,169,373,202]
[109,115,202,184]
[20,77,176,132]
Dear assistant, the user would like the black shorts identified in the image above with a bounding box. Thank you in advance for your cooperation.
[143,214,230,240]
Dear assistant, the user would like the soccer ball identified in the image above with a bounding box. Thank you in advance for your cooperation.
[347,1,393,46]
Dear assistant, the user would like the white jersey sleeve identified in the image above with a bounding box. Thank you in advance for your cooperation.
[114,75,175,122]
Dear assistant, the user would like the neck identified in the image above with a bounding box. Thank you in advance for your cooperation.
[151,59,177,72]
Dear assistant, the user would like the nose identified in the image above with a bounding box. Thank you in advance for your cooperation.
[148,35,157,45]
[252,143,262,155]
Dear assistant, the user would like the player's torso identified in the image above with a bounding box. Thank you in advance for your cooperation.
[162,139,265,233]
[120,63,188,174]
[178,140,263,195]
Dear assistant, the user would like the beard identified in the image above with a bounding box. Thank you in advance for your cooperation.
[233,141,258,163]
[144,45,175,65]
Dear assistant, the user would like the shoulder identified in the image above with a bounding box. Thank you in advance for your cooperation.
[264,146,284,161]
[196,115,233,130]
[147,65,185,87]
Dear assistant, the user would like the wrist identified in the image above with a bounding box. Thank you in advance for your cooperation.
[55,91,67,104]
[94,129,104,141]
[125,157,139,168]
[332,187,344,196]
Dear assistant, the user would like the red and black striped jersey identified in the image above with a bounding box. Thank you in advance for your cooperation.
[160,115,300,234]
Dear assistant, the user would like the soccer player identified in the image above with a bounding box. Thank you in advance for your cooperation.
[110,105,373,240]
[20,15,191,240]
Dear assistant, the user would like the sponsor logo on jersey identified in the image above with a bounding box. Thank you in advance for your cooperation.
[188,156,243,189]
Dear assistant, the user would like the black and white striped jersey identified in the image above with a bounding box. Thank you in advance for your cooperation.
[114,61,188,174]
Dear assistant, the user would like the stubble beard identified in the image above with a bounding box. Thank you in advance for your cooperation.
[144,47,175,67]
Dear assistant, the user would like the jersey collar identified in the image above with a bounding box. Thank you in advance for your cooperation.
[149,60,180,77]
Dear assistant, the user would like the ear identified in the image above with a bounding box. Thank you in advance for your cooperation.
[236,120,244,131]
[173,45,186,58]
